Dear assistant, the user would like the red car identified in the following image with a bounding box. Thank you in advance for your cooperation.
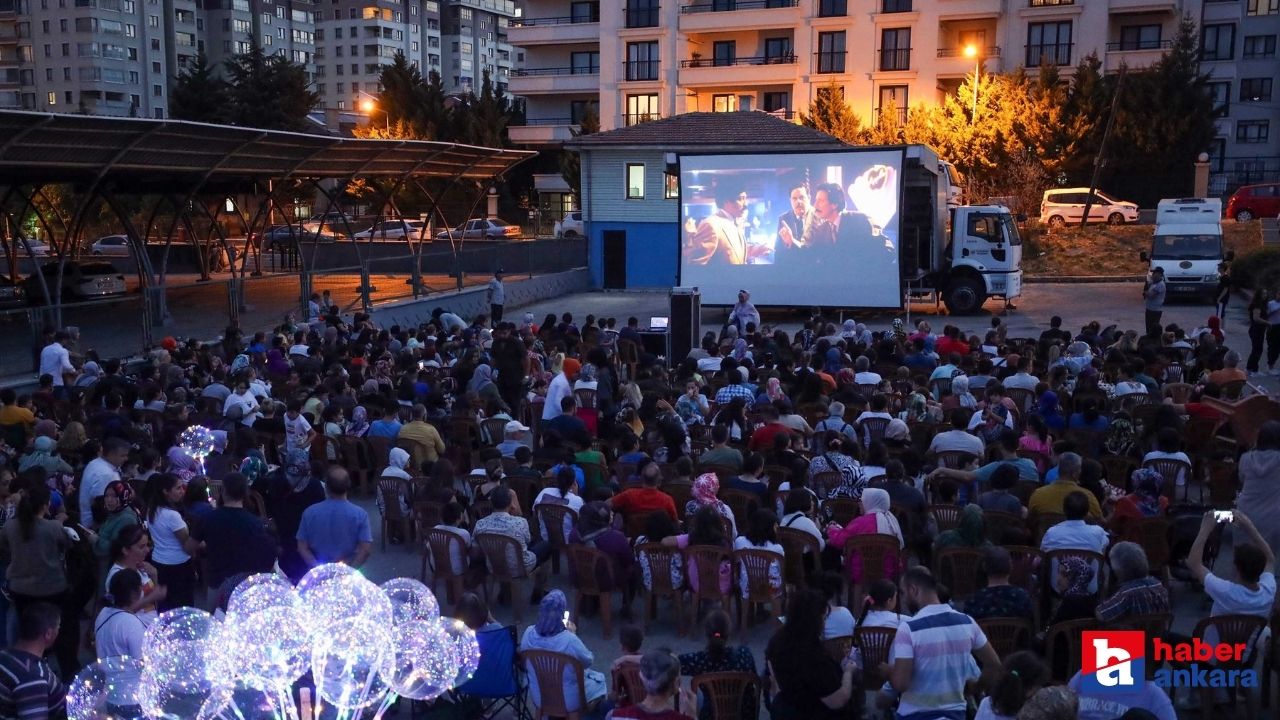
[1225,182,1280,222]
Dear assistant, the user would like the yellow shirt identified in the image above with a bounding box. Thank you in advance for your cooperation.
[0,405,35,429]
[397,421,446,469]
[1028,479,1102,520]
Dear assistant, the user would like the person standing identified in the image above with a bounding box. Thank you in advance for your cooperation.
[1143,267,1166,339]
[1215,261,1232,319]
[0,603,67,715]
[37,332,75,399]
[487,269,506,323]
[1246,286,1270,375]
[296,467,372,569]
[189,472,277,592]
[1267,288,1280,375]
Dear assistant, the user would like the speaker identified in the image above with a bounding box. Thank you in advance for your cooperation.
[669,287,701,365]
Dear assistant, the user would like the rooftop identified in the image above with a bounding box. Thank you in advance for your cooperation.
[566,111,848,151]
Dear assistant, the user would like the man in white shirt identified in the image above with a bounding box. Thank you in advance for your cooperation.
[432,308,467,334]
[542,359,578,422]
[224,379,261,427]
[1189,509,1276,638]
[497,420,532,457]
[1040,490,1109,593]
[38,331,75,396]
[1002,356,1039,391]
[928,409,985,458]
[487,269,506,323]
[79,438,129,528]
[853,356,882,386]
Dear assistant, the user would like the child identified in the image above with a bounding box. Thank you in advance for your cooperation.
[858,579,903,631]
[821,571,855,639]
[611,624,645,672]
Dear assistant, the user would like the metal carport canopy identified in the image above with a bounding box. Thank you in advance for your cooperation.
[0,110,535,185]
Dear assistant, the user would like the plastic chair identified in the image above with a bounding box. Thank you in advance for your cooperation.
[1142,458,1193,502]
[1045,618,1096,681]
[859,417,890,449]
[685,544,733,623]
[734,548,784,638]
[637,542,686,636]
[824,498,860,527]
[521,649,588,720]
[481,417,510,446]
[690,671,762,720]
[611,661,644,708]
[424,528,467,605]
[856,627,897,685]
[823,635,853,664]
[975,617,1032,658]
[1190,614,1267,715]
[365,435,393,473]
[475,532,532,623]
[776,526,819,595]
[719,489,759,530]
[929,504,963,534]
[809,470,842,498]
[535,504,578,575]
[840,534,904,607]
[933,546,985,605]
[456,625,530,720]
[1115,516,1172,578]
[981,510,1027,545]
[377,477,413,551]
[566,544,616,639]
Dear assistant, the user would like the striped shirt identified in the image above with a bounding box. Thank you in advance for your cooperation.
[0,649,66,720]
[892,604,987,717]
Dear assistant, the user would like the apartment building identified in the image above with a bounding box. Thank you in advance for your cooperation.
[1,0,19,108]
[203,0,317,75]
[312,0,438,111]
[509,0,1213,139]
[441,0,515,95]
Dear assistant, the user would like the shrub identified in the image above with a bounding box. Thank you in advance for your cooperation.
[1231,247,1280,292]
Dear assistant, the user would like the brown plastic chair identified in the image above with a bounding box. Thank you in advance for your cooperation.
[776,526,820,594]
[859,417,890,449]
[823,634,853,664]
[481,417,510,446]
[1005,387,1034,416]
[690,671,762,720]
[664,482,693,515]
[573,388,597,410]
[840,534,904,607]
[933,546,985,604]
[685,544,733,622]
[976,617,1033,658]
[617,339,640,381]
[824,498,860,527]
[1142,458,1193,502]
[566,544,616,639]
[981,510,1027,545]
[809,470,842,498]
[1033,512,1066,544]
[1163,382,1195,404]
[424,528,467,606]
[1045,618,1096,681]
[475,532,531,623]
[637,542,686,636]
[929,504,963,534]
[522,649,588,720]
[377,477,413,551]
[535,503,578,575]
[734,548,784,638]
[365,435,393,473]
[1099,455,1137,491]
[611,661,645,708]
[696,463,736,485]
[856,626,897,685]
[1115,516,1171,577]
[1191,613,1266,716]
[935,450,971,471]
[719,489,759,530]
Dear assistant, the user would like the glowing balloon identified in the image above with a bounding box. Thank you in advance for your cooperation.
[137,666,230,720]
[67,656,145,720]
[310,616,393,710]
[381,577,440,626]
[228,602,312,690]
[298,564,392,635]
[441,617,480,687]
[139,608,232,719]
[210,681,294,720]
[384,619,458,701]
[226,573,296,621]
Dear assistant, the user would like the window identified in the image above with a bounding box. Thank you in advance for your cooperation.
[40,20,47,33]
[570,51,599,74]
[153,83,162,96]
[1248,0,1279,15]
[570,99,598,124]
[1241,78,1272,102]
[1118,24,1161,50]
[712,94,737,111]
[763,91,789,112]
[625,93,659,124]
[712,40,735,66]
[47,91,55,105]
[879,28,911,70]
[1201,24,1235,61]
[626,164,645,199]
[625,41,659,81]
[625,0,658,28]
[764,37,792,62]
[1243,35,1276,58]
[1029,0,1072,6]
[571,1,598,22]
[818,0,846,16]
[666,173,679,199]
[1206,81,1230,116]
[817,31,846,73]
[1237,120,1269,143]
[882,0,910,12]
[878,85,908,125]
[1027,21,1072,66]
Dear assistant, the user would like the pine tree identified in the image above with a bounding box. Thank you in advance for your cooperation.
[800,80,861,143]
[169,55,231,124]
[559,104,599,196]
[223,48,318,132]
[352,52,432,140]
[453,71,520,148]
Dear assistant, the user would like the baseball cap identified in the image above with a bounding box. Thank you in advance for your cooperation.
[505,420,530,434]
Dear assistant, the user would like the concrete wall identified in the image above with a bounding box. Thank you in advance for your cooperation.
[370,267,592,329]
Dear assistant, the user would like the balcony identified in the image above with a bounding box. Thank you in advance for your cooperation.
[507,15,599,46]
[508,67,600,94]
[1025,42,1073,66]
[508,118,579,145]
[1104,38,1171,71]
[1108,0,1177,12]
[679,0,801,32]
[814,50,847,74]
[624,6,661,28]
[1028,0,1073,5]
[678,54,798,86]
[622,60,661,82]
[935,45,1004,74]
[624,113,662,125]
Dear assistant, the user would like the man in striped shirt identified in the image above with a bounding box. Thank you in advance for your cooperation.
[0,603,66,719]
[887,567,1000,720]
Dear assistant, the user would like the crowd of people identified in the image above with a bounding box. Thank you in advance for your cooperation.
[0,292,1272,720]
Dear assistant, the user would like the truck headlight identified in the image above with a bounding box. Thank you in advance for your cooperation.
[1204,274,1219,283]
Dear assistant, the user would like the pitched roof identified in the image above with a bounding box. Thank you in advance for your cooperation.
[566,111,847,151]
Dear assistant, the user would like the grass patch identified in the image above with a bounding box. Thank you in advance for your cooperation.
[1020,220,1262,276]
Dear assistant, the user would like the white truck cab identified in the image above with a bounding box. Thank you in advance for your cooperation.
[943,205,1023,312]
[1141,198,1231,297]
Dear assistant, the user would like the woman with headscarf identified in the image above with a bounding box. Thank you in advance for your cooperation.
[239,450,268,488]
[165,445,202,484]
[466,364,509,413]
[1036,391,1066,433]
[569,502,636,614]
[933,504,991,550]
[17,436,73,476]
[1108,468,1168,533]
[1047,556,1097,626]
[755,377,787,408]
[345,406,370,437]
[93,480,141,560]
[951,375,977,410]
[266,448,326,583]
[826,487,904,585]
[683,473,737,536]
[377,447,413,520]
[519,590,608,715]
[75,361,103,390]
[808,433,865,503]
[731,338,750,363]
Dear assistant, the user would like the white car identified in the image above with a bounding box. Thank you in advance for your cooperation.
[13,238,49,256]
[1040,188,1140,228]
[555,211,584,238]
[90,234,132,256]
[353,220,428,240]
[435,218,523,240]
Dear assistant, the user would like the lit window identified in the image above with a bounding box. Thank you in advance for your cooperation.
[626,164,645,200]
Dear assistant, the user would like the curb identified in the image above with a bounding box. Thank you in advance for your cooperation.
[1024,275,1147,284]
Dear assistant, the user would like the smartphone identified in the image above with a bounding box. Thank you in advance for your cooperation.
[1214,510,1234,523]
[418,360,426,370]
[562,611,571,625]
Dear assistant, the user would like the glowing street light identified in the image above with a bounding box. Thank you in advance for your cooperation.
[964,44,983,124]
[358,94,389,132]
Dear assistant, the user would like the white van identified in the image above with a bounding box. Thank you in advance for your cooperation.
[1040,187,1140,227]
[1140,198,1231,297]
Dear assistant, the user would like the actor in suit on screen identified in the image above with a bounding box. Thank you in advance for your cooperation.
[806,181,889,254]
[687,182,754,266]
[776,183,816,261]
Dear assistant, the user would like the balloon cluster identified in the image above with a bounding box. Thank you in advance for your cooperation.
[179,425,217,474]
[67,565,478,720]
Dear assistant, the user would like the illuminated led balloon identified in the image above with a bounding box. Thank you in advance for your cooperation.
[440,618,480,687]
[139,608,232,719]
[384,619,458,701]
[68,656,145,720]
[229,602,312,690]
[226,573,297,621]
[298,564,392,635]
[179,425,217,461]
[311,615,393,710]
[210,681,294,720]
[137,666,230,720]
[381,577,440,625]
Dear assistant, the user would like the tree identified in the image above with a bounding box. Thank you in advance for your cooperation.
[453,71,522,148]
[800,80,861,143]
[169,55,231,124]
[860,101,904,145]
[352,52,430,140]
[559,104,599,197]
[223,48,318,132]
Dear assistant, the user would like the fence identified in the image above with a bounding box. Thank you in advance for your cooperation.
[1210,156,1280,197]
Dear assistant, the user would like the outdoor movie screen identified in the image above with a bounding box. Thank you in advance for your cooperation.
[677,149,904,308]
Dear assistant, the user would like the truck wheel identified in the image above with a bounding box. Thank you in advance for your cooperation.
[1047,215,1065,229]
[944,277,987,315]
[1236,210,1254,222]
[1107,213,1125,225]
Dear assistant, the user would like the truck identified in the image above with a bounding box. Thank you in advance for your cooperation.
[900,145,1024,314]
[1140,198,1232,298]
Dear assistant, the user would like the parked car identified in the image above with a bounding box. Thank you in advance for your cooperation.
[302,212,355,236]
[353,219,428,240]
[0,277,25,310]
[434,218,522,240]
[1040,188,1139,227]
[23,261,128,302]
[9,238,50,256]
[1225,183,1280,222]
[555,211,584,238]
[90,234,132,256]
[256,225,339,251]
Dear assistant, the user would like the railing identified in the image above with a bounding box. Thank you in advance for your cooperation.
[1026,42,1073,65]
[1105,39,1172,51]
[874,105,908,126]
[878,48,911,71]
[680,0,798,12]
[624,5,660,27]
[623,60,660,81]
[1029,0,1074,5]
[938,45,1001,57]
[624,113,661,125]
[764,109,797,119]
[510,15,599,26]
[510,66,599,76]
[814,51,847,73]
[679,54,796,67]
[521,117,578,125]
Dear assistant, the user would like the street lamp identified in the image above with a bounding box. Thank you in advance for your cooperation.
[963,44,982,124]
[358,93,389,132]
